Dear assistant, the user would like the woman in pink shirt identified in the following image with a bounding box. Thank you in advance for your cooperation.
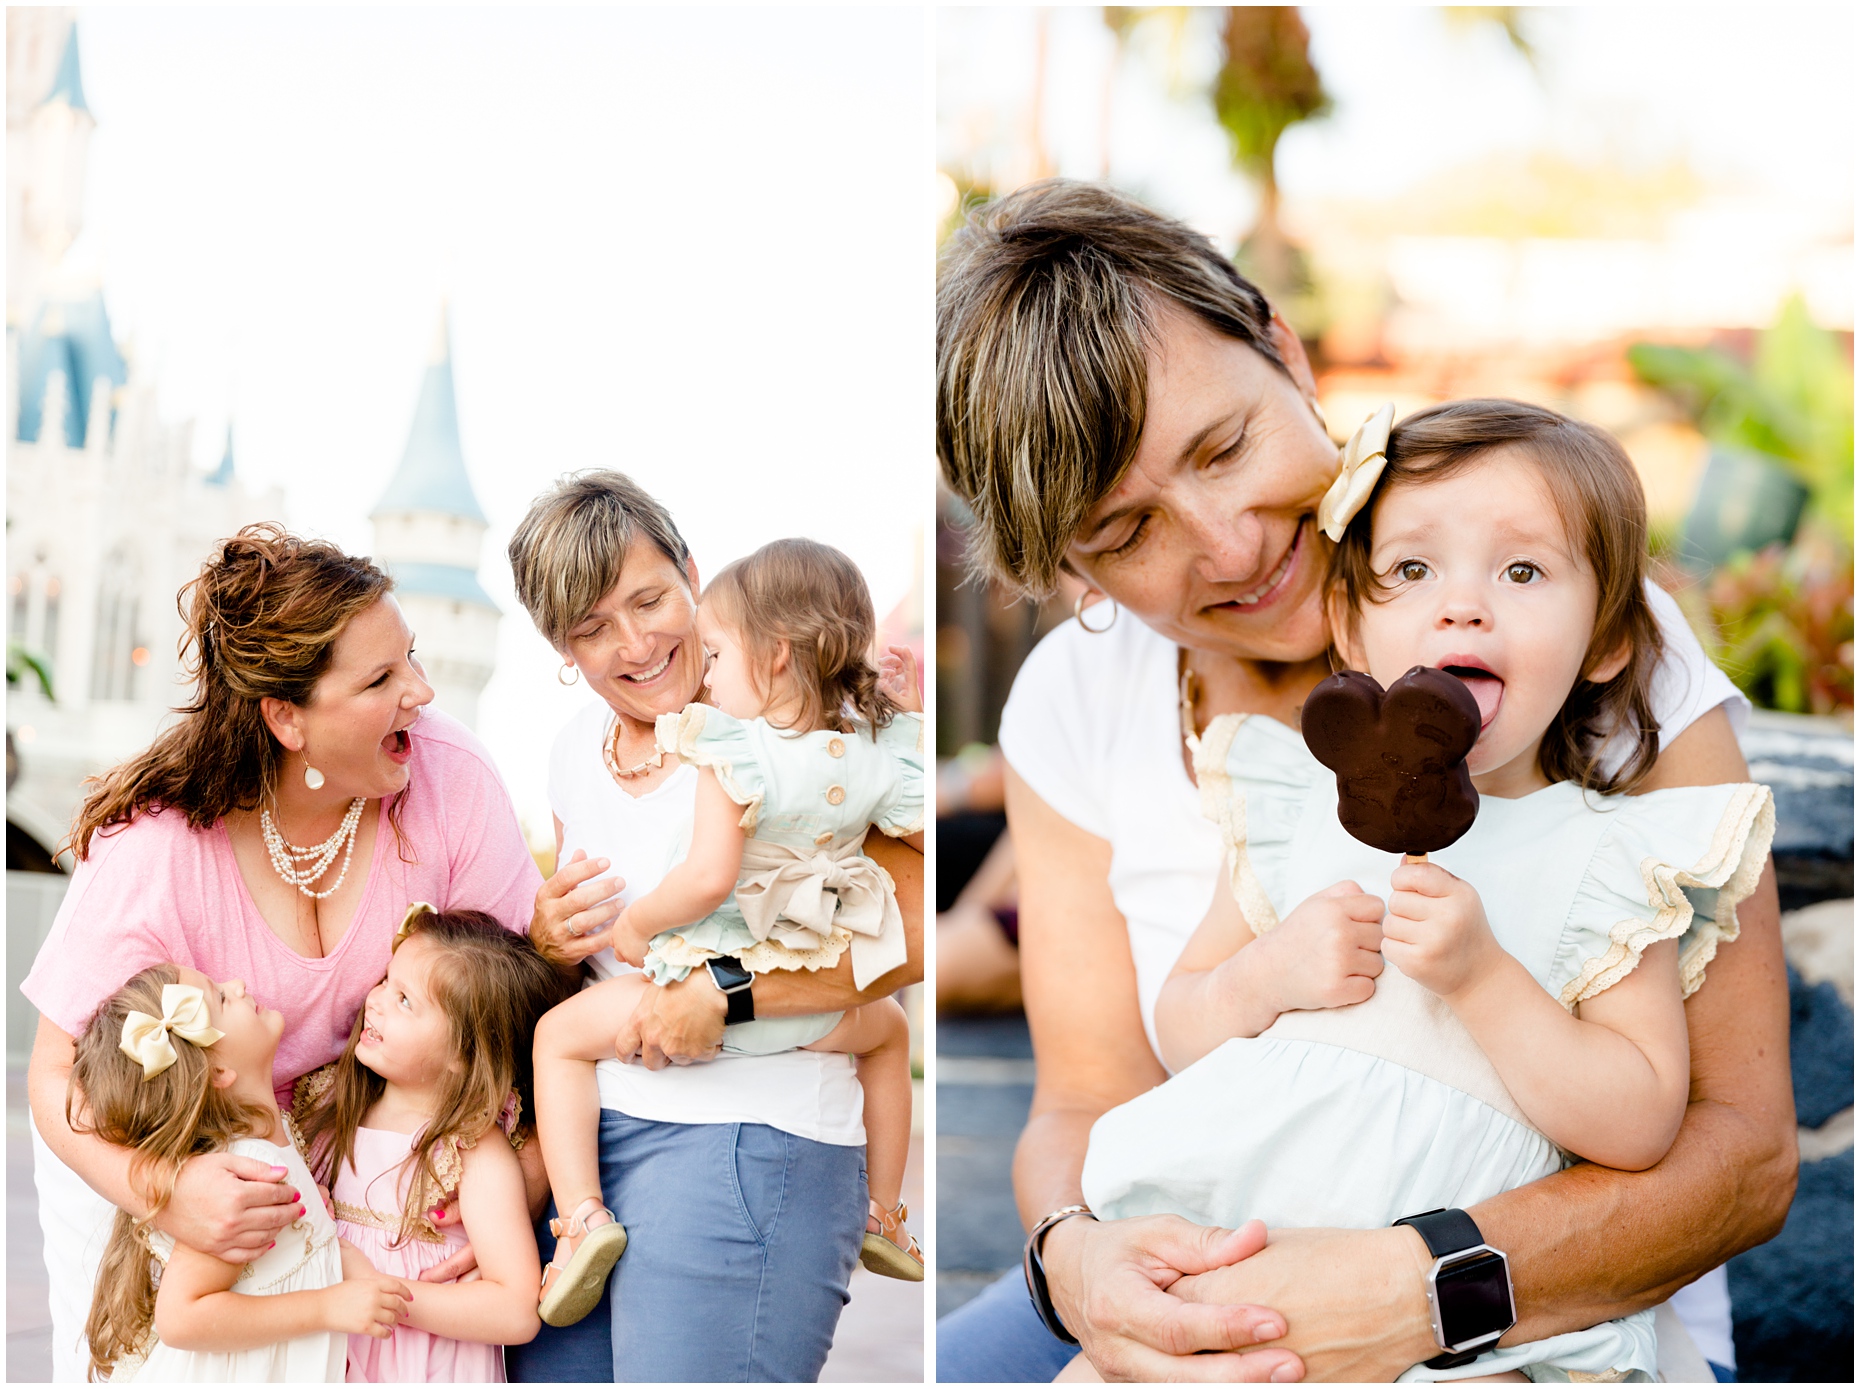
[22,525,543,1383]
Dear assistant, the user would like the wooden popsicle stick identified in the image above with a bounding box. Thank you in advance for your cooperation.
[1401,853,1428,865]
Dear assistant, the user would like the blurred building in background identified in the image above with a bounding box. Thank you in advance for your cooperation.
[6,9,283,870]
[370,306,500,731]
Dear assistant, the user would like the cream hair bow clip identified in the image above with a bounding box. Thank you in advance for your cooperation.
[120,984,225,1080]
[1316,402,1397,542]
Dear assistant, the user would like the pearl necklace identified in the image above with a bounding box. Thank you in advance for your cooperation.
[603,714,665,783]
[261,799,367,899]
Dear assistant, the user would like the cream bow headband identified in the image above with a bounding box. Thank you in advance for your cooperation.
[394,901,437,950]
[120,984,225,1080]
[1316,402,1397,542]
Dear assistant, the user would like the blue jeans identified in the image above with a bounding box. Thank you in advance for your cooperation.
[936,1267,1076,1383]
[505,1110,866,1383]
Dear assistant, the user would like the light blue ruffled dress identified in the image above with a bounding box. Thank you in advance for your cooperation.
[1080,713,1774,1383]
[642,704,925,1055]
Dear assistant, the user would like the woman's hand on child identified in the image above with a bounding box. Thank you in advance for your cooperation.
[324,1273,412,1339]
[614,968,725,1068]
[1382,861,1502,1001]
[416,1203,481,1284]
[157,1153,302,1265]
[531,850,625,967]
[1250,881,1386,1015]
[879,645,923,714]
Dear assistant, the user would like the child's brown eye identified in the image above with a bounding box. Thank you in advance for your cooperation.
[1506,562,1540,584]
[1397,560,1429,582]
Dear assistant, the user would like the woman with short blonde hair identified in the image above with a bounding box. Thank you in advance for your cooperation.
[935,181,1791,1384]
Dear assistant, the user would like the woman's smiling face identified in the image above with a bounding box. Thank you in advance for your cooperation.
[1066,305,1339,663]
[290,596,433,799]
[562,543,706,726]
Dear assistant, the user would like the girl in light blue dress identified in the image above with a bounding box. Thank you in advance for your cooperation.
[532,538,925,1328]
[1077,401,1773,1383]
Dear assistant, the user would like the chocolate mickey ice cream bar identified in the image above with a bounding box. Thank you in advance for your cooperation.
[1301,666,1482,856]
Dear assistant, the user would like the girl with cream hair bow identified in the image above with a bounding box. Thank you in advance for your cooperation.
[69,965,412,1383]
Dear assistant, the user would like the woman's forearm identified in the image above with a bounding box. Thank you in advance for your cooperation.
[1013,1105,1101,1229]
[28,1022,150,1216]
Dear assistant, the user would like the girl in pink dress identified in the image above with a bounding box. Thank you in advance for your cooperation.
[296,907,569,1382]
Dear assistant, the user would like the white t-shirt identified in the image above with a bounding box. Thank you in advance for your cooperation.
[548,699,865,1146]
[997,578,1747,1370]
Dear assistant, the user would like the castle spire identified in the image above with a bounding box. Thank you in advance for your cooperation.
[370,304,487,525]
[41,24,90,114]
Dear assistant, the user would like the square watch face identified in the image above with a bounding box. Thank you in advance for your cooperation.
[1435,1252,1513,1343]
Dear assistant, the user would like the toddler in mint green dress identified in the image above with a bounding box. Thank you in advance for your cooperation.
[1072,401,1778,1383]
[643,701,925,1053]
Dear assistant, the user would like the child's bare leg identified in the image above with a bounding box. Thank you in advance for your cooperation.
[806,997,912,1210]
[532,977,649,1242]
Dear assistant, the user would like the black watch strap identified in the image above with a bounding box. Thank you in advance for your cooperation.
[706,957,755,1026]
[1394,1208,1509,1370]
[1394,1207,1484,1261]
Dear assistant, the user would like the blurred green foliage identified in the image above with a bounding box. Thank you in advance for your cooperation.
[1628,297,1855,536]
[1701,542,1854,717]
[6,639,55,701]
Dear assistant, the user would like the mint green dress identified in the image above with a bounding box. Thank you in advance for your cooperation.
[642,704,924,1055]
[1081,713,1774,1383]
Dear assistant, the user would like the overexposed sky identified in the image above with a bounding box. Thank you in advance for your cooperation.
[69,6,930,837]
[939,5,1856,250]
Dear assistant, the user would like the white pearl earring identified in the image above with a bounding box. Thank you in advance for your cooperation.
[303,757,325,791]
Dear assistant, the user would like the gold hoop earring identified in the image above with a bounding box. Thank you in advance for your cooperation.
[558,661,581,686]
[1074,590,1118,635]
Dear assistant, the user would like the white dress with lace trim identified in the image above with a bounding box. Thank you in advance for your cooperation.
[1083,714,1774,1384]
[119,1133,345,1383]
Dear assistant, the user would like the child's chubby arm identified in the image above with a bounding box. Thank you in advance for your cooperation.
[1153,865,1386,1074]
[399,1128,544,1346]
[611,768,748,966]
[1385,860,1691,1171]
[153,1235,410,1351]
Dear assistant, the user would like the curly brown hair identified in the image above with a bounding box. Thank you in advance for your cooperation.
[67,524,397,859]
[71,966,276,1381]
[702,538,899,736]
[1327,399,1664,795]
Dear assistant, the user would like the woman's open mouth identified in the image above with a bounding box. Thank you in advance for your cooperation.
[1212,523,1303,614]
[1438,658,1504,729]
[381,727,413,764]
[619,645,677,686]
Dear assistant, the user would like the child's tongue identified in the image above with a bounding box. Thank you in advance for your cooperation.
[1452,671,1504,727]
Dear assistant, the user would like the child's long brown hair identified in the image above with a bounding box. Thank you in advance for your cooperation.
[702,538,900,735]
[297,910,569,1247]
[1327,398,1665,795]
[71,966,275,1382]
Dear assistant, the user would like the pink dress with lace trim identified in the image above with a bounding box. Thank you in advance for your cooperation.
[334,1126,503,1383]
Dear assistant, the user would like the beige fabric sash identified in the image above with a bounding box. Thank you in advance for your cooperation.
[735,838,906,990]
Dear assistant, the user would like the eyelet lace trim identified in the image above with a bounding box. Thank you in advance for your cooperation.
[1559,783,1775,1009]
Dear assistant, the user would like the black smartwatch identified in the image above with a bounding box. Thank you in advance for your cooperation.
[1393,1208,1515,1368]
[705,955,755,1026]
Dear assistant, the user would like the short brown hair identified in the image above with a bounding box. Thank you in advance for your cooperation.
[69,525,394,859]
[938,179,1285,598]
[1328,399,1664,795]
[508,470,692,651]
[702,538,899,735]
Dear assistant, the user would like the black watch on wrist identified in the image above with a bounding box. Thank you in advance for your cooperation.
[705,955,755,1026]
[1393,1208,1516,1369]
